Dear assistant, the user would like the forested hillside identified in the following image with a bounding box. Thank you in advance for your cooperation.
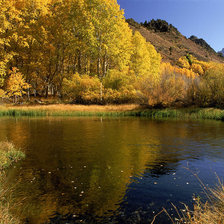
[0,0,224,108]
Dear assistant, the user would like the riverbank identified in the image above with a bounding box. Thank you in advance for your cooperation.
[0,104,224,121]
[0,141,25,224]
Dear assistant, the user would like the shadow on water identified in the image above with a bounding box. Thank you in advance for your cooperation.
[0,117,224,223]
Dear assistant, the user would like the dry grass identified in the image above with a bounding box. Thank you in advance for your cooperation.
[190,185,224,224]
[0,172,21,224]
[0,194,21,224]
[0,141,25,224]
[155,171,224,224]
[0,104,143,117]
[1,105,224,121]
[152,184,224,224]
[152,168,224,224]
[3,104,140,112]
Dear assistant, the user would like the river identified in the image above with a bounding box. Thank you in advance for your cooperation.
[0,117,224,223]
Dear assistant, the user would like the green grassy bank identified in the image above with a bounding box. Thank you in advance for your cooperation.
[0,141,25,224]
[0,105,224,121]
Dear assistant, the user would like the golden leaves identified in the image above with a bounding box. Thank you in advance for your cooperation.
[6,68,30,98]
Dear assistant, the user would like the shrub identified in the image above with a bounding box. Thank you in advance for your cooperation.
[0,141,25,169]
[191,64,224,107]
[137,63,194,107]
[62,74,102,104]
[5,68,30,103]
[62,72,138,104]
[103,87,138,104]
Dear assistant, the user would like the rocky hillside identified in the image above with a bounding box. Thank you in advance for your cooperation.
[127,19,224,65]
[189,35,217,54]
[218,48,224,56]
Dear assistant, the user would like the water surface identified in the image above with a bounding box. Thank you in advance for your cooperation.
[0,117,224,223]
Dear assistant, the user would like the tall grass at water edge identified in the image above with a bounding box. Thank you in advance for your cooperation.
[152,169,224,224]
[0,105,224,121]
[0,141,25,224]
[161,183,224,224]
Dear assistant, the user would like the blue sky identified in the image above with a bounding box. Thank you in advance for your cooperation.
[117,0,224,52]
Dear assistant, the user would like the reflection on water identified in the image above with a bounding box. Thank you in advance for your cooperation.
[0,117,224,223]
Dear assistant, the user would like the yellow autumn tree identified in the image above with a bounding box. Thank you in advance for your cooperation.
[131,31,161,104]
[2,0,135,97]
[0,0,18,87]
[86,0,133,78]
[0,89,5,100]
[3,0,224,107]
[6,68,30,103]
[131,31,161,80]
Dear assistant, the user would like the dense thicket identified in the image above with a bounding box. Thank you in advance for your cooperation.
[0,0,224,107]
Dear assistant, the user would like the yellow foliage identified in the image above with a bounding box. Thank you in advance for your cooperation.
[0,89,5,98]
[103,68,136,90]
[62,73,101,104]
[103,87,137,104]
[136,62,200,106]
[131,31,161,82]
[161,62,198,79]
[177,55,215,76]
[1,0,224,107]
[191,63,204,75]
[62,73,137,104]
[178,57,190,69]
[193,60,213,74]
[6,68,30,100]
[148,73,187,107]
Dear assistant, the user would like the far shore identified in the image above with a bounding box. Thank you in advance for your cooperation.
[0,104,224,121]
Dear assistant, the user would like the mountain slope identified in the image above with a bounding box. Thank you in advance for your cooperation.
[218,48,224,56]
[127,19,224,65]
[189,35,217,54]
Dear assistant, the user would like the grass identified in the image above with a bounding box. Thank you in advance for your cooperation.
[0,141,25,224]
[0,104,140,117]
[190,184,224,224]
[0,142,25,170]
[155,170,224,224]
[0,104,224,121]
[166,183,224,224]
[0,190,21,224]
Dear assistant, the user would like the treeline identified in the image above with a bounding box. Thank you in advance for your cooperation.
[0,0,160,102]
[0,0,224,107]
